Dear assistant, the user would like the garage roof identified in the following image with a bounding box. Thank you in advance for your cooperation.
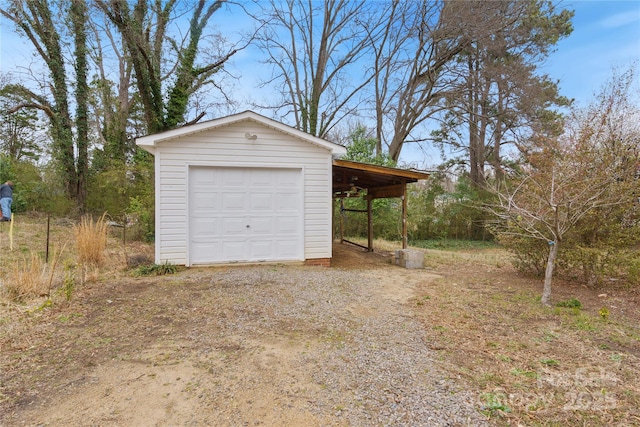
[333,159,430,198]
[136,110,347,156]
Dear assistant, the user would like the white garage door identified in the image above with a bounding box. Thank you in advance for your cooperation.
[189,166,303,264]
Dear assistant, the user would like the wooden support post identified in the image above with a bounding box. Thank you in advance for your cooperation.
[339,198,344,243]
[332,197,335,242]
[367,197,373,252]
[402,183,407,249]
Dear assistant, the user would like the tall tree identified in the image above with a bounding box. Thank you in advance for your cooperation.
[88,7,136,167]
[343,126,394,167]
[71,0,90,207]
[0,81,44,162]
[434,0,573,187]
[95,0,239,134]
[0,0,89,205]
[371,0,476,163]
[253,0,382,138]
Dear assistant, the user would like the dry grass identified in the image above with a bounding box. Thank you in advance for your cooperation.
[410,247,640,426]
[74,214,108,267]
[0,214,148,305]
[340,237,640,424]
[2,252,49,302]
[2,226,638,425]
[1,242,67,303]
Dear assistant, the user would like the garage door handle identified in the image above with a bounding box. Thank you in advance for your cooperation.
[246,225,250,228]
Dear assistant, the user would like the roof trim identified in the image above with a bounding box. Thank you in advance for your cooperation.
[333,159,431,181]
[135,110,347,155]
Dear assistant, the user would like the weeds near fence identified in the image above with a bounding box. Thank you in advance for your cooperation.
[1,214,153,305]
[3,252,48,302]
[1,243,67,303]
[75,214,108,267]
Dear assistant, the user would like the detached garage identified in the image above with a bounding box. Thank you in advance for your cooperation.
[136,111,346,266]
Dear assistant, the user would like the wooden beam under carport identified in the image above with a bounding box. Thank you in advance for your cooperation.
[366,183,405,200]
[333,160,430,252]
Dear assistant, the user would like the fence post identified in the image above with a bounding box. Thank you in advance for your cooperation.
[46,215,51,263]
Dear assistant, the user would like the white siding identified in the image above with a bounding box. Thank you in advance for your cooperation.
[153,120,333,265]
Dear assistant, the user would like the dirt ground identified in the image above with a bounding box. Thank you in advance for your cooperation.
[0,244,444,426]
[1,242,639,426]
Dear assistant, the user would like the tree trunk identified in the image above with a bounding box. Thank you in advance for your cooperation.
[541,241,558,306]
[72,0,89,210]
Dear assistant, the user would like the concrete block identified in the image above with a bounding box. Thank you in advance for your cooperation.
[398,249,424,269]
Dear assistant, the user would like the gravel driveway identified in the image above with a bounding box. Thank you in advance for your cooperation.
[2,253,488,426]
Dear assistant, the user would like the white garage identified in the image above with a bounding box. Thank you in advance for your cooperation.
[136,111,346,266]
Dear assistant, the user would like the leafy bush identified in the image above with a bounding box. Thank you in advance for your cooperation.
[86,164,134,216]
[127,195,155,242]
[497,234,548,277]
[408,175,494,241]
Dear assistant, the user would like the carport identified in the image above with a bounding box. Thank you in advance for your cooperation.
[332,159,430,251]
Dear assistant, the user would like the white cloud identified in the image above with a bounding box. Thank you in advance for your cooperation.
[599,10,640,29]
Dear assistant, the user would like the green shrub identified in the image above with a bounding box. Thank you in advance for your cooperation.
[556,298,582,309]
[497,234,548,277]
[133,261,178,276]
[127,195,155,242]
[411,239,498,250]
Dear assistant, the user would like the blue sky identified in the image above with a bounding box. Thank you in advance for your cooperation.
[0,0,640,103]
[2,1,636,105]
[543,0,640,106]
[1,1,638,166]
[401,0,640,167]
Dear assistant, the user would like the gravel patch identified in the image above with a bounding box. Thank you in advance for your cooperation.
[201,266,488,426]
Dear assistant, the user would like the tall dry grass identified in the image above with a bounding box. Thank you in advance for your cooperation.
[1,242,66,302]
[75,214,108,267]
[2,252,50,302]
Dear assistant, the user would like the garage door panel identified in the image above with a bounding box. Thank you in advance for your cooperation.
[221,241,246,260]
[222,169,246,186]
[275,192,299,211]
[276,170,299,186]
[250,169,273,186]
[192,217,220,238]
[249,240,273,259]
[221,217,247,236]
[250,193,273,210]
[189,166,302,264]
[191,242,222,263]
[222,192,246,210]
[192,167,220,185]
[250,217,273,235]
[192,194,220,210]
[275,216,298,234]
[275,240,299,258]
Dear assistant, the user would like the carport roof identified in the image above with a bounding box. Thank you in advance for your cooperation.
[332,159,430,196]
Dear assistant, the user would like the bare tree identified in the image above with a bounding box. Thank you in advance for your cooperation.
[88,6,136,166]
[489,68,640,305]
[253,0,382,138]
[376,0,474,162]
